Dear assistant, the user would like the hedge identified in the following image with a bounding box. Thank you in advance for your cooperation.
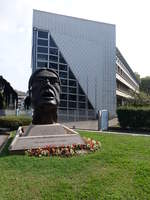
[117,106,150,129]
[0,116,32,130]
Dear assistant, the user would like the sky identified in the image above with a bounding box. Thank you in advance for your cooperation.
[0,0,150,92]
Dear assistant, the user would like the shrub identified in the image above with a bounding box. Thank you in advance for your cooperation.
[0,116,32,130]
[117,106,150,129]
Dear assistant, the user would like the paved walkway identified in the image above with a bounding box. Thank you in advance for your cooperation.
[62,118,150,137]
[63,118,118,131]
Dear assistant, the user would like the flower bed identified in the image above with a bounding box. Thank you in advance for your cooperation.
[26,137,101,157]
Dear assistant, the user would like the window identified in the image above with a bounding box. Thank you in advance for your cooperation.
[78,85,84,95]
[69,87,76,94]
[88,101,93,109]
[59,71,67,79]
[79,95,85,102]
[69,69,75,79]
[69,101,76,108]
[38,31,48,39]
[50,35,57,47]
[59,64,67,71]
[38,39,48,46]
[59,100,67,107]
[79,102,85,109]
[37,54,48,61]
[60,93,67,100]
[49,48,58,55]
[69,80,76,87]
[37,47,48,53]
[61,79,67,86]
[37,62,48,68]
[49,55,58,62]
[49,62,58,70]
[59,52,67,64]
[69,94,76,101]
[61,86,67,93]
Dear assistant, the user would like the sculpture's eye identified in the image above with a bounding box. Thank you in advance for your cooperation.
[50,77,58,84]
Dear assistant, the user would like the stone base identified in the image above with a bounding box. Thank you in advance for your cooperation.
[9,123,85,154]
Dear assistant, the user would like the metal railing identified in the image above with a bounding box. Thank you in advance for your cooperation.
[0,108,96,122]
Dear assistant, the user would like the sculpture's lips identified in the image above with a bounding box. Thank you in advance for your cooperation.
[41,90,55,99]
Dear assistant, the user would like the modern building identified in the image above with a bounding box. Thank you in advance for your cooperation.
[15,90,26,109]
[31,10,139,120]
[0,76,18,110]
[116,48,139,106]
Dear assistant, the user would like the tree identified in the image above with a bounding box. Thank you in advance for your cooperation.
[0,92,5,109]
[127,91,150,107]
[134,72,141,82]
[140,76,150,95]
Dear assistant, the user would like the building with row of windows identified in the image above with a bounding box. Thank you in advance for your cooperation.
[116,48,139,106]
[0,76,18,110]
[31,10,139,121]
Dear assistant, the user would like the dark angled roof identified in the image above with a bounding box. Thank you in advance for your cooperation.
[0,75,18,96]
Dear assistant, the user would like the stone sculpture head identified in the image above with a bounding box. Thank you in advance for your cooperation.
[29,68,61,124]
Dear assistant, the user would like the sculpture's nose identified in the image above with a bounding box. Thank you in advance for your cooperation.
[46,78,51,85]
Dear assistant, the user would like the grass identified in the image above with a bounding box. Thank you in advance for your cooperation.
[0,131,150,200]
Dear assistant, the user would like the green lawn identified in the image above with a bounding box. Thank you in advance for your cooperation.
[0,131,150,200]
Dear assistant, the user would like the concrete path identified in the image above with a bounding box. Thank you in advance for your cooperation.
[62,118,118,131]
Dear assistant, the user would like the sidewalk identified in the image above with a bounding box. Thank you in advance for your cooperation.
[62,118,118,131]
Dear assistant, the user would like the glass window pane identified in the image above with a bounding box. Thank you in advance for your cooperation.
[49,48,58,55]
[79,102,85,109]
[50,35,57,47]
[61,86,67,93]
[38,31,48,39]
[69,94,76,101]
[59,71,67,79]
[37,47,48,53]
[78,85,85,95]
[60,93,67,100]
[69,69,75,79]
[49,62,58,70]
[49,55,58,62]
[59,64,67,71]
[69,87,76,94]
[37,62,48,68]
[79,95,85,102]
[59,52,67,64]
[60,100,67,108]
[61,79,67,86]
[69,101,76,108]
[69,80,76,87]
[88,101,93,109]
[38,39,48,46]
[37,54,48,61]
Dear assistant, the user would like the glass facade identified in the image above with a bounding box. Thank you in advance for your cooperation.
[32,28,95,120]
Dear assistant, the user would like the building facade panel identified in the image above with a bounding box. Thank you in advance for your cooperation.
[32,10,116,118]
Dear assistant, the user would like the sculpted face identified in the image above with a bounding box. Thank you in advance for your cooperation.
[29,69,60,109]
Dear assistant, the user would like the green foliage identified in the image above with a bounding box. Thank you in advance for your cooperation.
[0,115,32,130]
[126,91,150,107]
[140,76,150,95]
[1,132,150,199]
[134,72,141,82]
[117,106,150,129]
[0,91,6,109]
